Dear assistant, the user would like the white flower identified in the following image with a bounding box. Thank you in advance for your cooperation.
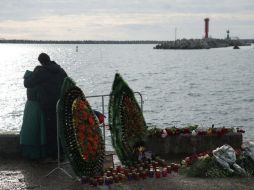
[161,129,168,138]
[181,160,186,166]
[192,130,197,136]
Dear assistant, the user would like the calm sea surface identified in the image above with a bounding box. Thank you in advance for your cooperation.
[0,43,254,149]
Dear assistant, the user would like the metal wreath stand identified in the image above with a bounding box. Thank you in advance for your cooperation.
[44,92,144,179]
[44,100,73,178]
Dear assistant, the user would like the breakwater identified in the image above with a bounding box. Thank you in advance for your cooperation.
[154,38,251,49]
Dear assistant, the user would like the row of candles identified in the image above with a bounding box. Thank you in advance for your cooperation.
[81,159,180,187]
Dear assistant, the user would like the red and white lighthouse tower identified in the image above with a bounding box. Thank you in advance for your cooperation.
[204,18,209,38]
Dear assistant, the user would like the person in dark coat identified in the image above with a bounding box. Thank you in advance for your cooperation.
[24,53,67,159]
[20,70,47,160]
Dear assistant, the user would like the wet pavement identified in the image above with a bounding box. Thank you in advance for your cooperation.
[1,156,254,190]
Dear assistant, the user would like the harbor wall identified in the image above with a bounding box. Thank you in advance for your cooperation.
[146,132,242,159]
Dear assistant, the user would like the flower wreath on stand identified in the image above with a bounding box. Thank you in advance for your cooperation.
[108,73,147,165]
[59,77,105,177]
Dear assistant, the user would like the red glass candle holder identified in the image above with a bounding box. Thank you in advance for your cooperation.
[116,165,122,173]
[97,177,104,185]
[166,166,172,174]
[155,170,161,178]
[162,168,167,177]
[109,166,114,172]
[142,171,147,179]
[171,163,179,172]
[106,171,112,177]
[149,169,154,178]
[134,172,140,181]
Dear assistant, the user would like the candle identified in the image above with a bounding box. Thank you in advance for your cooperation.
[98,177,104,185]
[105,177,109,185]
[171,163,180,172]
[171,163,176,172]
[81,176,89,184]
[142,171,147,179]
[118,173,122,182]
[145,169,149,177]
[174,164,180,172]
[116,165,122,173]
[167,166,172,174]
[109,176,113,184]
[161,159,167,167]
[106,171,112,177]
[128,172,133,181]
[155,169,161,178]
[124,168,129,176]
[134,172,140,181]
[162,168,167,177]
[113,175,119,183]
[149,168,154,178]
[89,178,97,187]
[121,173,127,182]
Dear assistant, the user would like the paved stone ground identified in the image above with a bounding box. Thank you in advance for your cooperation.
[1,157,254,190]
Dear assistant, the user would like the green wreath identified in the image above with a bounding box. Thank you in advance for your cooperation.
[108,73,147,165]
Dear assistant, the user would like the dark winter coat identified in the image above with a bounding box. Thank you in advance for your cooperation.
[24,61,67,111]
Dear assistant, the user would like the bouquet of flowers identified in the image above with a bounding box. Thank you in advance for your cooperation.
[180,142,254,178]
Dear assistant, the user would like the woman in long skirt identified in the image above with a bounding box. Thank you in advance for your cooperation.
[20,71,47,160]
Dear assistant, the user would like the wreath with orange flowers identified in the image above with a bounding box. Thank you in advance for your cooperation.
[61,85,104,177]
[72,98,102,161]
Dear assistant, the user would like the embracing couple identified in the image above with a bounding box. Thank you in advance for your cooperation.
[20,53,67,161]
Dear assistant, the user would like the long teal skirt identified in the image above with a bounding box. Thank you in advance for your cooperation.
[20,101,47,160]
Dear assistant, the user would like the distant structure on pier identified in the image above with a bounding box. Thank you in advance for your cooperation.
[226,30,230,40]
[204,18,209,39]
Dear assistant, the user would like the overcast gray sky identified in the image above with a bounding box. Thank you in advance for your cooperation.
[0,0,253,40]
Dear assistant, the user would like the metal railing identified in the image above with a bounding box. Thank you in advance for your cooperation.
[86,92,144,141]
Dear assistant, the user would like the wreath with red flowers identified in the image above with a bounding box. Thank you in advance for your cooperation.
[72,98,103,161]
[61,85,105,177]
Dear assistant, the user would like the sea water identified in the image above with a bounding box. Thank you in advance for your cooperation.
[0,43,254,150]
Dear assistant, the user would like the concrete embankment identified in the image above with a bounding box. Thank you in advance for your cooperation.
[0,133,243,157]
[146,132,243,159]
